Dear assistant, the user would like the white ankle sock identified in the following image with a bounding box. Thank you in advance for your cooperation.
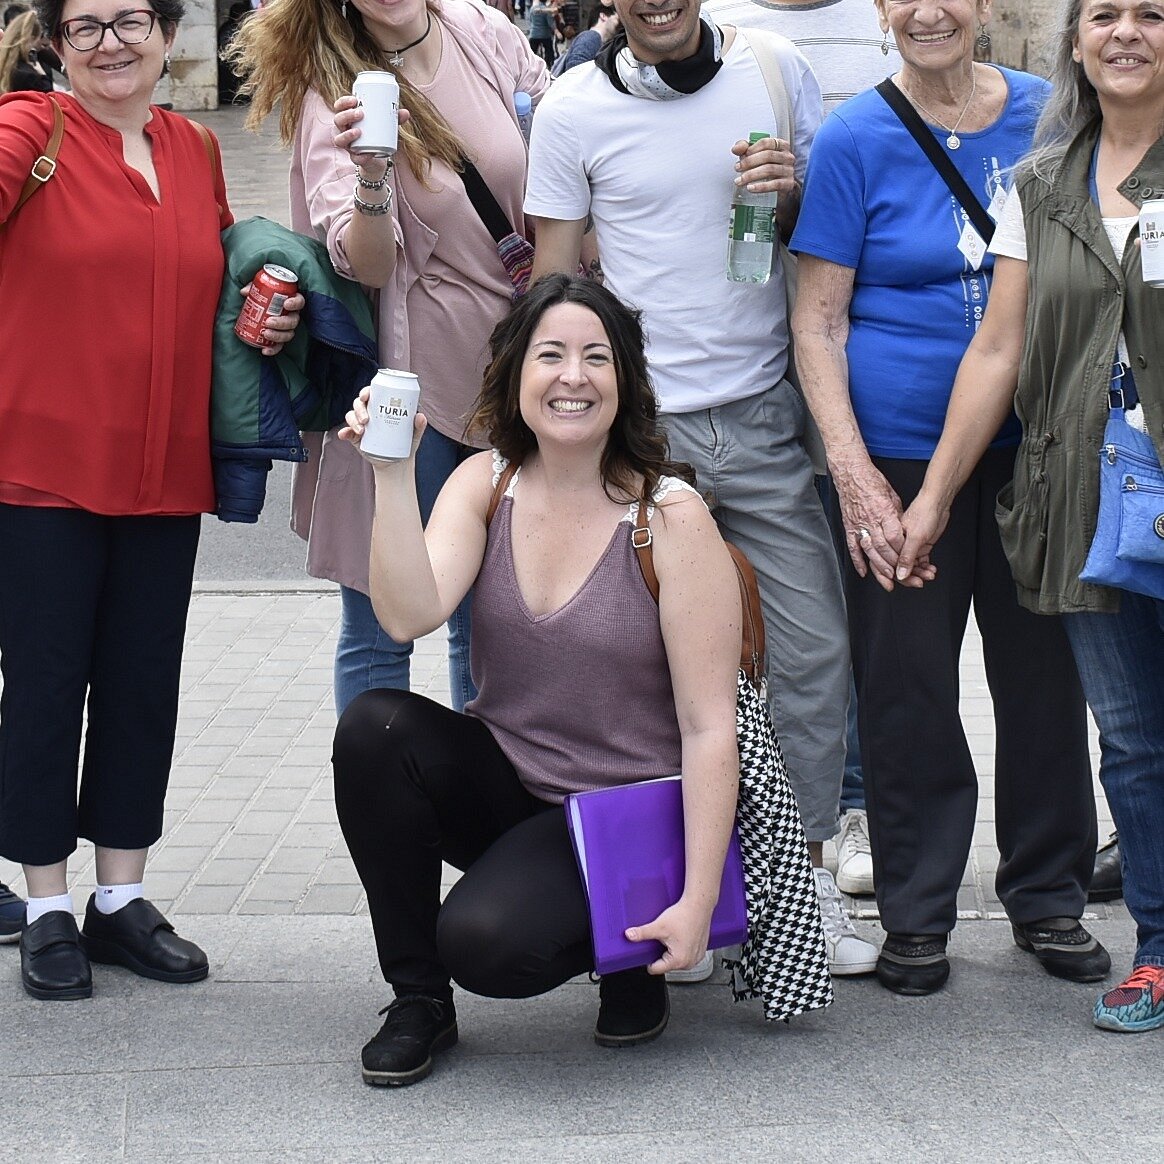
[26,893,74,924]
[94,883,144,915]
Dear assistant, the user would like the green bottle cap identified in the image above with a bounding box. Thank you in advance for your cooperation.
[748,131,772,144]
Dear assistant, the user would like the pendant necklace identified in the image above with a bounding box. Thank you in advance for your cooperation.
[385,10,433,68]
[905,68,977,150]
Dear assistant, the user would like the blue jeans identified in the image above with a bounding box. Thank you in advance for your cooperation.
[1062,594,1164,967]
[333,427,478,717]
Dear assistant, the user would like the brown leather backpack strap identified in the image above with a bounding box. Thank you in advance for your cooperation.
[632,501,661,602]
[13,95,64,216]
[485,460,520,527]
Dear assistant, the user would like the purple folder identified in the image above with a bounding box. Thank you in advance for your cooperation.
[565,776,748,976]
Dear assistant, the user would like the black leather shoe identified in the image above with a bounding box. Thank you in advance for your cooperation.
[876,933,950,996]
[1088,832,1123,903]
[81,895,208,984]
[361,995,458,1087]
[20,911,92,1001]
[1012,917,1111,982]
[594,967,670,1047]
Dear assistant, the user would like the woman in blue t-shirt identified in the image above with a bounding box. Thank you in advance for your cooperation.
[790,0,1106,998]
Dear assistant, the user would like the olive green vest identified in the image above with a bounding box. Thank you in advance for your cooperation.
[998,122,1164,614]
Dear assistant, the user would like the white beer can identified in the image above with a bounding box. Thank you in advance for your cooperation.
[1140,199,1164,287]
[351,70,400,157]
[362,369,420,462]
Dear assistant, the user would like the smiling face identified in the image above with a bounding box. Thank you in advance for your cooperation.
[518,303,620,452]
[877,0,989,75]
[611,0,702,64]
[1073,0,1164,106]
[56,0,172,109]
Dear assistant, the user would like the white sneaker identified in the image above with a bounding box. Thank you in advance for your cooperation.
[666,950,715,984]
[814,867,877,976]
[835,809,875,896]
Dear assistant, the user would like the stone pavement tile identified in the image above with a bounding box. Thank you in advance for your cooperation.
[179,884,245,914]
[246,872,313,901]
[146,846,208,874]
[263,847,329,875]
[197,857,264,885]
[301,884,363,914]
[0,1074,127,1163]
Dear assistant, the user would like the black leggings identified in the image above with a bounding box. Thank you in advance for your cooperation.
[332,690,593,999]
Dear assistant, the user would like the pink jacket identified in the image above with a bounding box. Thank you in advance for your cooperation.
[288,0,549,593]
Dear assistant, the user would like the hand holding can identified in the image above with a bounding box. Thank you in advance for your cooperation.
[235,264,299,348]
[358,369,422,462]
[351,70,400,158]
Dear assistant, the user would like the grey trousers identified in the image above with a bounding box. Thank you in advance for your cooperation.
[661,381,849,841]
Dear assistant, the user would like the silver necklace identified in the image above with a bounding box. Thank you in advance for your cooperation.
[904,68,977,150]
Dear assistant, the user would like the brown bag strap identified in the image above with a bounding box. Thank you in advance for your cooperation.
[191,120,224,219]
[633,499,767,690]
[485,460,520,527]
[13,95,64,216]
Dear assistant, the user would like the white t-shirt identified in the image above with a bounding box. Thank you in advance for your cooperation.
[701,0,900,112]
[525,34,822,413]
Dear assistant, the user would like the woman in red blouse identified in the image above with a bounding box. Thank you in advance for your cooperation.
[0,0,299,1001]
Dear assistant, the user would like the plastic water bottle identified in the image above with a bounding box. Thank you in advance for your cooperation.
[727,131,778,285]
[514,92,534,143]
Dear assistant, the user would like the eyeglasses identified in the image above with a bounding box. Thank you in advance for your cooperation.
[60,8,157,51]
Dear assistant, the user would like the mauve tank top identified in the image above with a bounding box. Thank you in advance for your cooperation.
[465,468,688,803]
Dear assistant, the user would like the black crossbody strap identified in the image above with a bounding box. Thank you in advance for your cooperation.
[460,154,514,245]
[875,79,995,244]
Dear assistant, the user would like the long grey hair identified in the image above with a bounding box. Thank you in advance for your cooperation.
[1022,0,1101,181]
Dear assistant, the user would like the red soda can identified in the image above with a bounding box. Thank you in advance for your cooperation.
[234,264,299,348]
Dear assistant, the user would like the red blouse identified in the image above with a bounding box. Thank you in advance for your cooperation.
[0,92,233,515]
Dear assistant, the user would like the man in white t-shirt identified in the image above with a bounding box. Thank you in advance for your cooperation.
[526,0,874,977]
[701,0,899,113]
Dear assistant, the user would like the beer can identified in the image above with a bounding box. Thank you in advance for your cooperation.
[362,369,421,462]
[1140,199,1164,287]
[352,70,400,157]
[235,264,299,348]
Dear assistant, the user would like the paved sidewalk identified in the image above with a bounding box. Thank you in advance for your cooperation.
[0,109,1154,1162]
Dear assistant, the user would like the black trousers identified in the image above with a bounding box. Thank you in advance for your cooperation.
[0,505,200,866]
[332,690,593,999]
[848,447,1097,934]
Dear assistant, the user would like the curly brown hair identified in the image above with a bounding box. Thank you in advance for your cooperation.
[467,274,694,506]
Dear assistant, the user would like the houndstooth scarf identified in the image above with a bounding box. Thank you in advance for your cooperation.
[723,671,834,1021]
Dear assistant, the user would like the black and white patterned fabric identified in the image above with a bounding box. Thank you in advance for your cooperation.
[724,671,834,1021]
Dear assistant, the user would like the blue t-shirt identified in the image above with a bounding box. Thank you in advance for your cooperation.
[791,67,1049,459]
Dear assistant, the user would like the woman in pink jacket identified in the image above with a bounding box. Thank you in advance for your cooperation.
[231,0,549,714]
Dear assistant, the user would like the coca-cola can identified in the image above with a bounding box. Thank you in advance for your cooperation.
[1140,199,1164,287]
[362,369,421,462]
[235,264,299,348]
[352,70,400,157]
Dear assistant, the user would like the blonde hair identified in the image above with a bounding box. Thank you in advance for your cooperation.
[226,0,463,179]
[0,9,41,93]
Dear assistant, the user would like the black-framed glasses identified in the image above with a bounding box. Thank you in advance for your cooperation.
[60,8,157,51]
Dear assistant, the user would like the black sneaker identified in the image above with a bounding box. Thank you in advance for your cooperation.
[594,967,670,1047]
[876,933,950,996]
[1012,918,1111,982]
[0,882,26,943]
[361,995,458,1087]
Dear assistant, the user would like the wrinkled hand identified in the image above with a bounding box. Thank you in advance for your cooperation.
[240,285,305,357]
[833,457,935,590]
[339,389,427,462]
[731,134,797,197]
[625,897,711,976]
[332,94,412,180]
[896,491,950,587]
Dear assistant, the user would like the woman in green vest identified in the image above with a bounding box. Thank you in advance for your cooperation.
[897,0,1164,1034]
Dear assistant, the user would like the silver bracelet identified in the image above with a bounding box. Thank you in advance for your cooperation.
[353,185,393,216]
[355,164,392,190]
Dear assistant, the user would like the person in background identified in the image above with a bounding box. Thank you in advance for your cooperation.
[229,0,549,718]
[551,2,617,76]
[333,274,741,1086]
[792,0,1107,997]
[0,0,300,1002]
[0,10,52,92]
[895,0,1164,1034]
[527,0,555,65]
